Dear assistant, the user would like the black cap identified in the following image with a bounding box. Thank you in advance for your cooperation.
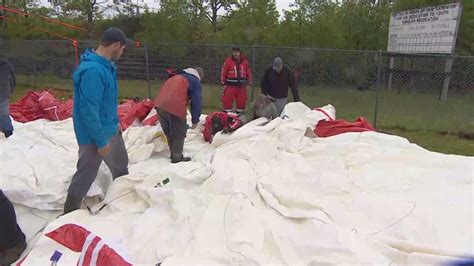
[232,47,241,51]
[101,27,134,48]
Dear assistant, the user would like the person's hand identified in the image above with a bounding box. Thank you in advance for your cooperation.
[265,95,275,102]
[191,123,198,129]
[98,144,110,156]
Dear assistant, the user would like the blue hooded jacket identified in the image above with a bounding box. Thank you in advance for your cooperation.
[72,49,119,148]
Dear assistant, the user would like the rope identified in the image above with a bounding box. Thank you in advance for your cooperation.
[86,190,136,215]
[0,6,87,32]
[223,192,268,265]
[0,15,75,42]
[351,201,417,236]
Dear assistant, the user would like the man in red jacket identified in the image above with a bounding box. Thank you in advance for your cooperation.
[220,47,252,115]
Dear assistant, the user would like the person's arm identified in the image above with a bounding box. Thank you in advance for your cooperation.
[78,69,108,148]
[260,67,270,95]
[188,76,202,126]
[220,60,229,87]
[289,68,300,102]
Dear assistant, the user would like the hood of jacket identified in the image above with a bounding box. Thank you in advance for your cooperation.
[183,68,201,81]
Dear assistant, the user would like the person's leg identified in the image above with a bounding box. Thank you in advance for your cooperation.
[221,86,236,113]
[170,114,189,163]
[236,87,248,115]
[103,133,129,180]
[0,101,13,138]
[0,190,26,265]
[274,97,288,116]
[64,145,103,214]
[157,108,174,158]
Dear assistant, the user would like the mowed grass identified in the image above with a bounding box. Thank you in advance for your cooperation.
[13,74,474,156]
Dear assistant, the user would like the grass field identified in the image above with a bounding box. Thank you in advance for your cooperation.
[13,74,474,156]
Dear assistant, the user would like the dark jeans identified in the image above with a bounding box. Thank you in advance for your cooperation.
[156,108,188,161]
[0,190,25,251]
[0,100,13,138]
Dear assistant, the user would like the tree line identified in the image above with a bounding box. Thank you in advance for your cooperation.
[1,0,472,55]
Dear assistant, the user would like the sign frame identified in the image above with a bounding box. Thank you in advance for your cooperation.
[387,2,463,55]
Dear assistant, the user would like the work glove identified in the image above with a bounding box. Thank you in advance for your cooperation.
[265,95,275,102]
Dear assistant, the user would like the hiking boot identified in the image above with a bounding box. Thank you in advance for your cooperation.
[3,131,12,138]
[0,241,26,266]
[171,156,191,164]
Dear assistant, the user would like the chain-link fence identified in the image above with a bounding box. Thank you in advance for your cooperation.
[1,39,473,139]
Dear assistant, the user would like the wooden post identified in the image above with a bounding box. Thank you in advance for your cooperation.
[440,2,463,102]
[440,57,453,101]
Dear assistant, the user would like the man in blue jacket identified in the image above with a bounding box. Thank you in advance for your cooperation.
[64,28,133,214]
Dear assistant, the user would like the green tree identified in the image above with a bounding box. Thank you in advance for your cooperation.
[50,1,92,37]
[1,0,40,32]
[217,0,279,45]
[191,0,237,33]
[48,0,117,38]
[136,0,192,43]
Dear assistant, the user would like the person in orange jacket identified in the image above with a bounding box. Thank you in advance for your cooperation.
[220,47,252,115]
[154,67,204,163]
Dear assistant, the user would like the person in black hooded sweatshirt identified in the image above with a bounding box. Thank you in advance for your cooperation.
[260,57,300,115]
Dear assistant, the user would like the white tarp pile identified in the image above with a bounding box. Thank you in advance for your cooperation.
[0,103,472,265]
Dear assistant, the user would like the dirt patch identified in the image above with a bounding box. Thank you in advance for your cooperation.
[459,131,474,140]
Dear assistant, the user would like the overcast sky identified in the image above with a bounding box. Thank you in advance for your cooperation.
[40,0,294,16]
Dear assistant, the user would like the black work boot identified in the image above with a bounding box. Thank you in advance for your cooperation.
[0,241,26,266]
[171,155,191,164]
[3,130,12,138]
[63,194,82,215]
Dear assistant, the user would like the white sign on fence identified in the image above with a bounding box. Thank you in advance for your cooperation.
[387,3,462,54]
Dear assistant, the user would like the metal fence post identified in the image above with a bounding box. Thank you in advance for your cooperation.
[33,59,37,90]
[144,44,151,99]
[373,51,382,128]
[251,45,256,102]
[387,55,394,90]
